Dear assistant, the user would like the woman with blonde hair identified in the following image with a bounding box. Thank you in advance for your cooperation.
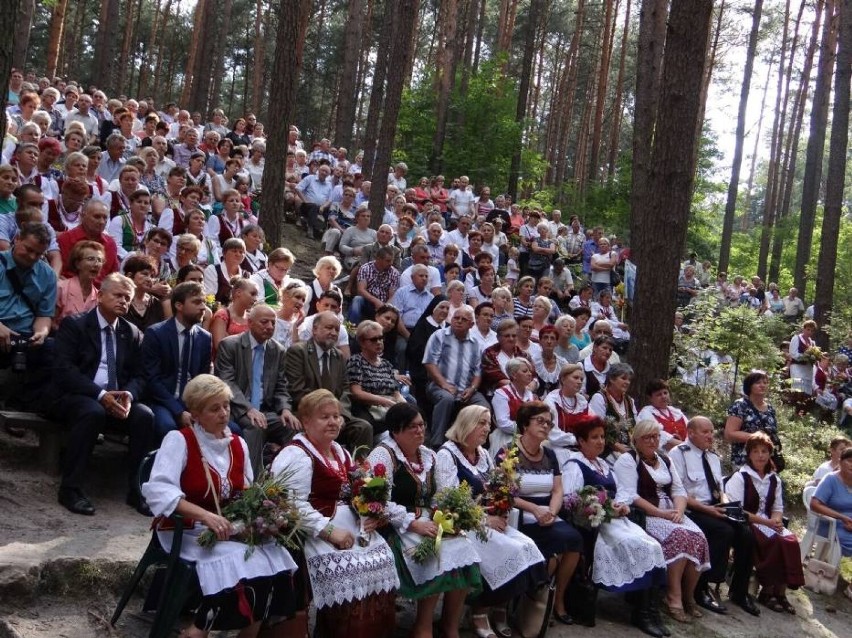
[273,281,307,350]
[210,277,259,356]
[306,254,343,315]
[436,405,546,637]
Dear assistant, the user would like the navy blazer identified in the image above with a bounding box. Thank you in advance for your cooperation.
[53,308,146,401]
[142,318,213,417]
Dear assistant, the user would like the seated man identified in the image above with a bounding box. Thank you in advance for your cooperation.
[423,305,489,448]
[48,273,155,516]
[215,304,300,475]
[297,289,351,359]
[348,246,400,324]
[57,199,120,286]
[285,310,372,454]
[669,416,759,616]
[141,282,213,439]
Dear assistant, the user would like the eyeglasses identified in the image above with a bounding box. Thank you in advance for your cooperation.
[404,421,426,432]
[81,256,105,264]
[362,335,384,343]
[529,415,553,428]
[640,433,660,442]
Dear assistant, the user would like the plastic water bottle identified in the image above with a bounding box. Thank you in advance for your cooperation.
[400,371,411,397]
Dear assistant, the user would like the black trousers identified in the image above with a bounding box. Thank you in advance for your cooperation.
[689,509,755,598]
[50,395,155,494]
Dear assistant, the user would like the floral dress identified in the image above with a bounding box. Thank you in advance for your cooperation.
[726,398,778,468]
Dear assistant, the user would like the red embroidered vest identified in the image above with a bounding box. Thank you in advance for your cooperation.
[289,439,352,517]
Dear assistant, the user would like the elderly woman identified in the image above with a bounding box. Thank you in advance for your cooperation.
[273,282,307,349]
[810,446,852,601]
[563,417,668,636]
[513,276,536,318]
[250,247,297,307]
[789,320,818,395]
[271,390,399,637]
[582,335,614,397]
[589,363,637,460]
[347,320,412,436]
[529,296,552,343]
[532,325,568,396]
[545,363,589,463]
[677,265,700,308]
[636,379,688,451]
[306,255,343,315]
[613,421,710,624]
[142,375,298,637]
[725,433,804,613]
[436,406,546,638]
[203,237,250,306]
[368,403,481,638]
[123,254,167,331]
[54,240,103,329]
[527,222,556,282]
[504,401,583,625]
[724,370,781,469]
[489,358,537,457]
[589,237,617,296]
[554,315,580,363]
[446,279,473,324]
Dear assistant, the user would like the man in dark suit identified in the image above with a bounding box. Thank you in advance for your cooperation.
[215,304,299,474]
[49,273,155,516]
[142,282,212,439]
[284,310,372,454]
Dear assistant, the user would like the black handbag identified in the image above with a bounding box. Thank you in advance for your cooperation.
[627,505,647,529]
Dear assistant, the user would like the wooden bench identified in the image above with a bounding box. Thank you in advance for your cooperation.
[0,409,64,474]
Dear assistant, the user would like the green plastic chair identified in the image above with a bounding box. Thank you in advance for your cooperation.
[111,450,199,638]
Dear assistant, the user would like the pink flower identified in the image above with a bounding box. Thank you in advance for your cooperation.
[373,463,387,477]
[368,501,383,514]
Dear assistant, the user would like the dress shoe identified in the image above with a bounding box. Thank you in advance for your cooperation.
[58,488,95,515]
[695,589,727,614]
[730,594,761,617]
[126,490,153,517]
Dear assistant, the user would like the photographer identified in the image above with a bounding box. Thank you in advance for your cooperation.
[0,222,57,368]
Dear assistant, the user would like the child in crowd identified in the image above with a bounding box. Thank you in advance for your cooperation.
[506,246,520,287]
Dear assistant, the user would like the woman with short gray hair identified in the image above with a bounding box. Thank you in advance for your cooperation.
[488,357,537,457]
[589,362,638,461]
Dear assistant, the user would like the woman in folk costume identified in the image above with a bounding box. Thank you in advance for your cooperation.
[488,357,537,457]
[271,390,399,638]
[142,375,298,637]
[788,319,818,394]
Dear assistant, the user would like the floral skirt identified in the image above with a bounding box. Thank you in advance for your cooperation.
[644,514,710,571]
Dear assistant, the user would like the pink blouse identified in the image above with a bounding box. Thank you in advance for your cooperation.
[54,276,98,330]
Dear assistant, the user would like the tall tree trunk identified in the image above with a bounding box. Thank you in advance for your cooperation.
[250,0,268,115]
[718,0,763,275]
[368,0,420,227]
[66,0,90,77]
[353,0,374,143]
[12,0,34,70]
[362,0,393,177]
[1,0,23,142]
[117,0,136,95]
[606,0,631,180]
[690,0,725,174]
[629,0,669,268]
[430,0,460,174]
[629,0,714,399]
[793,0,838,297]
[507,0,545,200]
[152,0,174,104]
[758,0,791,281]
[138,0,163,99]
[92,0,121,93]
[814,0,851,335]
[334,0,365,150]
[495,0,520,55]
[180,0,205,107]
[262,0,311,248]
[209,0,234,113]
[45,0,70,80]
[191,0,221,115]
[473,0,487,73]
[588,0,616,184]
[553,0,586,189]
[742,57,774,230]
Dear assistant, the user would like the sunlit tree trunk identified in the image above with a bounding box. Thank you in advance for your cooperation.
[209,0,234,112]
[814,0,851,336]
[430,0,460,174]
[588,0,615,184]
[118,0,137,96]
[12,0,33,70]
[153,0,175,103]
[793,0,838,297]
[92,0,121,93]
[181,0,206,107]
[606,0,631,181]
[629,0,714,400]
[334,0,365,150]
[718,0,763,276]
[743,58,774,231]
[45,0,69,80]
[362,0,392,177]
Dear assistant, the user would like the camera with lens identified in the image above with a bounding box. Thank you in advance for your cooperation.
[9,334,30,374]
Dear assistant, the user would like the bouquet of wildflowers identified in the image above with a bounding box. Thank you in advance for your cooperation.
[481,443,521,517]
[341,458,390,546]
[204,294,218,313]
[411,482,488,564]
[801,345,823,365]
[563,485,617,530]
[197,471,305,558]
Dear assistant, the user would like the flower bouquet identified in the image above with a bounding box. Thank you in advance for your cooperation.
[343,459,390,547]
[480,443,521,517]
[197,471,306,558]
[204,294,218,313]
[411,482,488,564]
[800,345,823,365]
[563,485,617,530]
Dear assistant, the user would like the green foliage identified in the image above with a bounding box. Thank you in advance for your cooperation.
[396,60,544,191]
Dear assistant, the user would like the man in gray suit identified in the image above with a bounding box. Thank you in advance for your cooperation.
[284,311,373,454]
[215,304,299,473]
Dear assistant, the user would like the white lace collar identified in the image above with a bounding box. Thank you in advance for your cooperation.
[442,441,492,475]
[384,438,435,477]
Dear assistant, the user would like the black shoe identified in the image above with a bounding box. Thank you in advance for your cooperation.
[695,589,727,614]
[730,594,761,617]
[631,609,664,638]
[126,490,153,517]
[552,611,574,625]
[58,488,95,515]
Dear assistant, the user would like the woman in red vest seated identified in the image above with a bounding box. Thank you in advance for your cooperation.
[488,357,536,457]
[272,390,399,638]
[141,374,298,637]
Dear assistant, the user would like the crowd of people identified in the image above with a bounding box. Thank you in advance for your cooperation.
[3,71,852,637]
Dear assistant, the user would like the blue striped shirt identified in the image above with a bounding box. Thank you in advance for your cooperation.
[423,326,482,389]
